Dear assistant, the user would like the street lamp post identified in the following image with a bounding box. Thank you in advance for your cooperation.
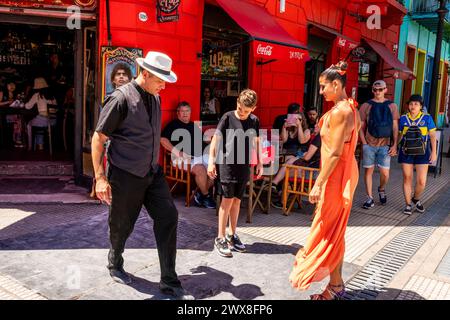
[429,0,448,125]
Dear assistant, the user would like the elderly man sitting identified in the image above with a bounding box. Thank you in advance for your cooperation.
[161,101,216,209]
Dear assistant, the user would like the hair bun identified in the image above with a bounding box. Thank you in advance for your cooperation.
[336,61,348,72]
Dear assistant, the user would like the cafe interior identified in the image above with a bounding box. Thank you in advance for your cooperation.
[0,23,75,161]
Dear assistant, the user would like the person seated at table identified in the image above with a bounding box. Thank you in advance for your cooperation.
[0,79,24,147]
[24,77,57,151]
[161,101,216,209]
[270,124,321,209]
[306,108,320,131]
[272,102,301,132]
[201,87,221,116]
[280,111,311,161]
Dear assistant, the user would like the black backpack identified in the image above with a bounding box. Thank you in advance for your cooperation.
[402,114,426,156]
[367,100,393,138]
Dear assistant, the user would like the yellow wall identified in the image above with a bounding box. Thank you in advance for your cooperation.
[414,50,426,94]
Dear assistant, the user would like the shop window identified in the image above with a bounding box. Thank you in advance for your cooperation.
[0,23,75,160]
[201,5,249,124]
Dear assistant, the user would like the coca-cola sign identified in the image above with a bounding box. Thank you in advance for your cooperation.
[256,44,273,57]
[253,40,309,62]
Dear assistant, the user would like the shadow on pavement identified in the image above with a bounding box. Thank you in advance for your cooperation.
[125,266,264,300]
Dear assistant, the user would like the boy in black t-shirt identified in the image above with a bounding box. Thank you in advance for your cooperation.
[208,89,262,258]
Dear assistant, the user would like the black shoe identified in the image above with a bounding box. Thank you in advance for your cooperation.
[159,282,194,300]
[109,267,132,285]
[202,194,216,209]
[378,187,387,205]
[214,237,232,257]
[193,191,204,207]
[362,197,375,209]
[403,204,412,216]
[225,233,246,253]
[412,198,425,213]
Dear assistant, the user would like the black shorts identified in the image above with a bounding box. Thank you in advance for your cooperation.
[217,181,248,200]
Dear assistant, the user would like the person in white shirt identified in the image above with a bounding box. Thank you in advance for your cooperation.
[25,77,57,150]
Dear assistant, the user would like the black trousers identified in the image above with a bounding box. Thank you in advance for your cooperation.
[107,163,180,287]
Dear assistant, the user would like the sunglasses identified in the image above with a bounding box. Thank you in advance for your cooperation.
[372,88,386,92]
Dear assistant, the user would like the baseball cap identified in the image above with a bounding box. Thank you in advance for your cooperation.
[372,80,386,89]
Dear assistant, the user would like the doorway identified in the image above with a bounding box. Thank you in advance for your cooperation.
[0,22,75,161]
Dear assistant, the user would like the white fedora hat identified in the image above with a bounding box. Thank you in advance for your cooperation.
[136,51,177,83]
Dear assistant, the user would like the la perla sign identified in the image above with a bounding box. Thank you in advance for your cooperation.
[257,44,273,56]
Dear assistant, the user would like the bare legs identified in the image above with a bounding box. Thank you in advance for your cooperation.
[191,164,213,196]
[402,163,429,204]
[364,166,390,197]
[217,197,241,238]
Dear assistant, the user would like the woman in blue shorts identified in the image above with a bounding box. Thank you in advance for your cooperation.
[398,95,437,215]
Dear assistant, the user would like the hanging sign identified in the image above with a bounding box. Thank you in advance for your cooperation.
[101,47,143,102]
[0,0,96,10]
[157,0,180,23]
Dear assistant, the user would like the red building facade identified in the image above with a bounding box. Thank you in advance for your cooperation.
[97,0,409,128]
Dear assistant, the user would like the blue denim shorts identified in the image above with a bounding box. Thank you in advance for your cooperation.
[362,144,391,169]
[398,143,431,165]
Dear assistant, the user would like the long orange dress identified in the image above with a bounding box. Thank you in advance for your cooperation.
[289,99,359,291]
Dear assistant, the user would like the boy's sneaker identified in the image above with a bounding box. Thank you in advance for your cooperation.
[202,194,216,209]
[214,237,232,257]
[362,197,375,209]
[403,204,412,215]
[225,233,246,253]
[378,187,387,205]
[412,198,425,213]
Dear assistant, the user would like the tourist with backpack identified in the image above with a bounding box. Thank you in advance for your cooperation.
[398,94,437,215]
[359,80,399,209]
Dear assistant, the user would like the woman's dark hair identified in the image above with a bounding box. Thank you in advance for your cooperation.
[287,102,301,114]
[320,61,348,88]
[37,87,55,101]
[407,94,424,106]
[110,63,133,84]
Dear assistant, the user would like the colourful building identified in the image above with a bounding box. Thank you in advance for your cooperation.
[0,0,412,183]
[396,0,450,127]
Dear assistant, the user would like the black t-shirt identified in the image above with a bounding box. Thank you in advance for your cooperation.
[215,111,260,183]
[161,119,204,157]
[307,134,321,167]
[294,134,321,168]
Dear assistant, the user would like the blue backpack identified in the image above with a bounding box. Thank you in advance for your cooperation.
[367,100,393,138]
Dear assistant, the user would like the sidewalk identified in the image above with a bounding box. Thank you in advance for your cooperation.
[0,129,448,300]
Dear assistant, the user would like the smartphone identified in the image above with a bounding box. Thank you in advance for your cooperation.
[286,114,298,127]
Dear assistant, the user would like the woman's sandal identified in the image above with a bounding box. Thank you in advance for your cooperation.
[310,284,346,300]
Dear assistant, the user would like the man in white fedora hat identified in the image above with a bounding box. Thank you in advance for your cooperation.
[91,51,193,300]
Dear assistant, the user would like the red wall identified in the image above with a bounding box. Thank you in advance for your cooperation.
[98,0,204,127]
[98,0,403,128]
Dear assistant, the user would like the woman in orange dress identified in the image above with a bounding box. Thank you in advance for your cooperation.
[289,61,361,300]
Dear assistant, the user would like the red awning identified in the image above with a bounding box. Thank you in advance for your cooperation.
[216,0,309,62]
[309,22,359,51]
[364,39,415,80]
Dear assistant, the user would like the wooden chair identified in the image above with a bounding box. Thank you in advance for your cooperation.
[31,104,58,157]
[282,164,320,215]
[245,144,276,223]
[162,149,195,207]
